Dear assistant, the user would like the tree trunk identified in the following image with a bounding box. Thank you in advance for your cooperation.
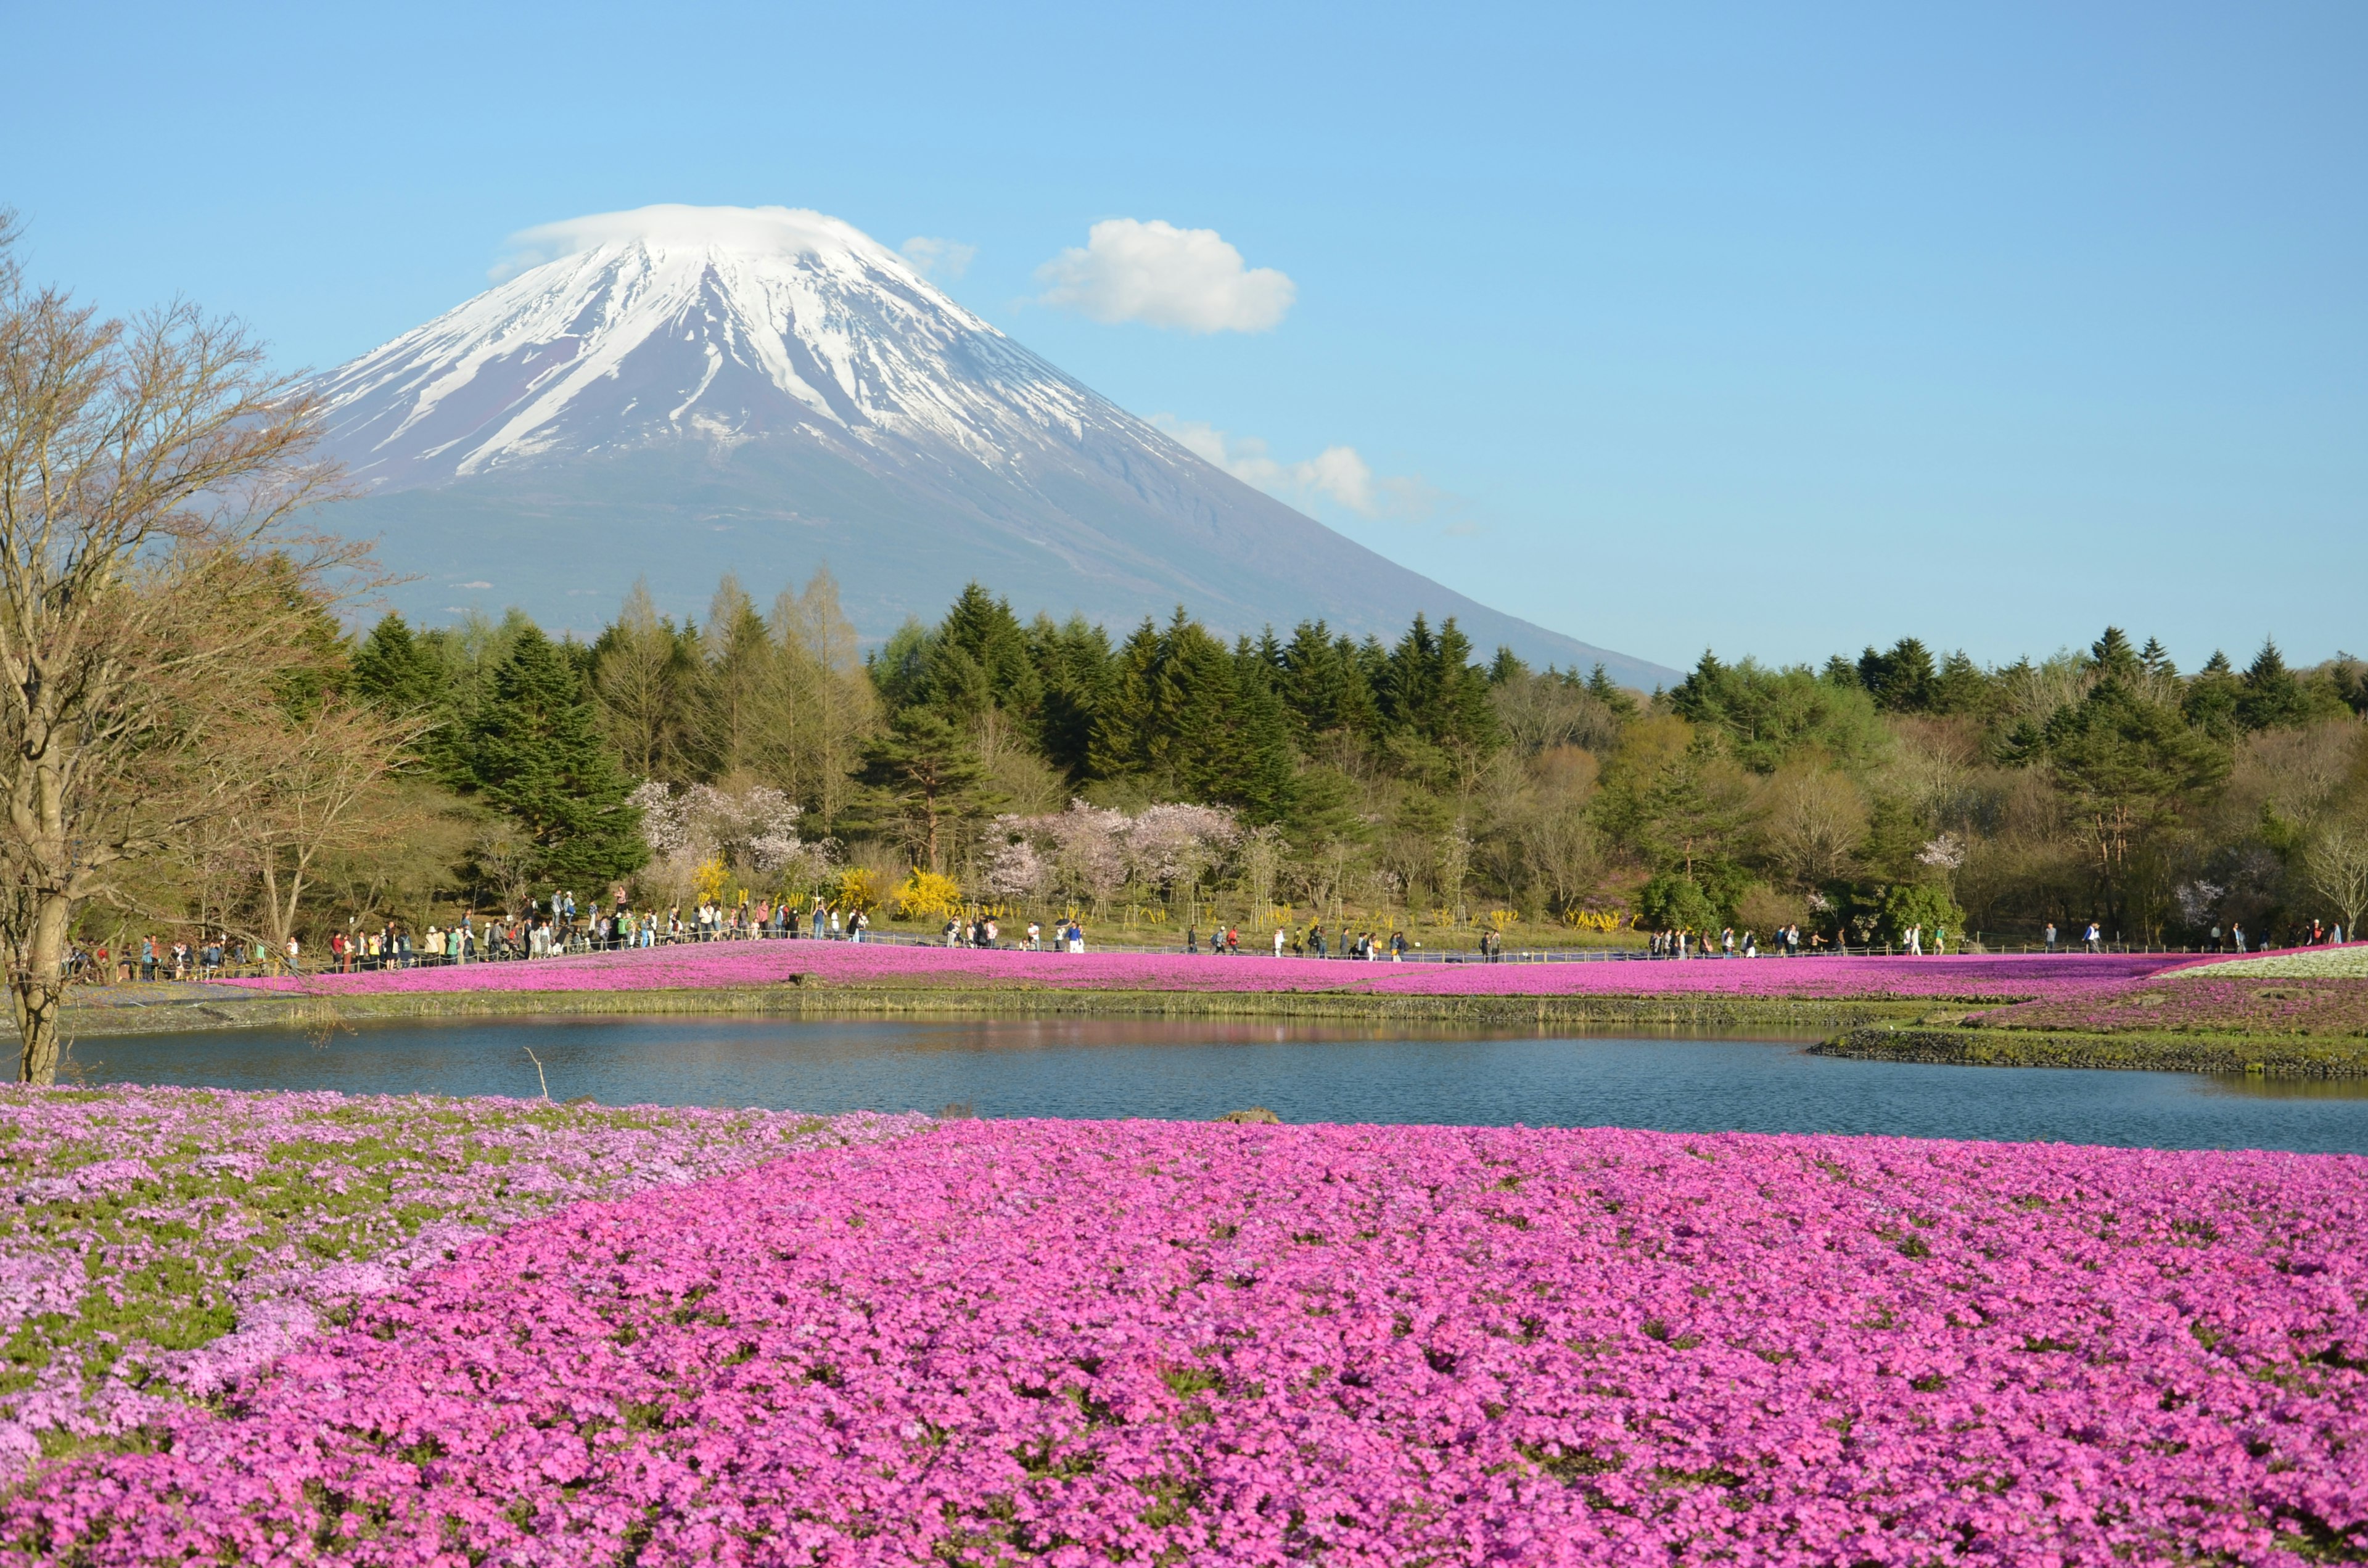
[12,893,71,1085]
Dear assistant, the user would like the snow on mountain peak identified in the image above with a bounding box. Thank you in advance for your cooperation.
[316,203,1124,490]
[491,203,907,281]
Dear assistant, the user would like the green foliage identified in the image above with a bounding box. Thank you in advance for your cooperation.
[1280,619,1384,745]
[1638,872,1719,932]
[1030,614,1115,779]
[350,614,446,715]
[1667,653,1886,773]
[1087,612,1299,816]
[852,708,1001,872]
[1376,614,1498,757]
[1880,880,1965,941]
[463,625,646,887]
[1856,638,1938,713]
[352,613,461,777]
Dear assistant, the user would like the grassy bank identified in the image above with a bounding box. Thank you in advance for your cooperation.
[61,980,1918,1038]
[1819,1024,2368,1078]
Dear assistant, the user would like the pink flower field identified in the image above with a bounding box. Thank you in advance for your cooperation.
[14,1118,2365,1565]
[218,940,2201,1004]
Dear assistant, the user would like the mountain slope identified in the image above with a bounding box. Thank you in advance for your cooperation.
[313,205,1672,686]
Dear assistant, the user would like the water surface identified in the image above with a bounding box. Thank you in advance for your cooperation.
[73,1017,2368,1154]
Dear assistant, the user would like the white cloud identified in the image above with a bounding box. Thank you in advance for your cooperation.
[1036,220,1294,333]
[450,580,493,589]
[1154,415,1400,516]
[899,236,977,281]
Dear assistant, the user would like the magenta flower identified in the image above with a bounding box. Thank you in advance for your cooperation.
[217,940,2202,1004]
[10,1119,2365,1564]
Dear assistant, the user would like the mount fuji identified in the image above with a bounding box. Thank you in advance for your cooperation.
[311,205,1669,686]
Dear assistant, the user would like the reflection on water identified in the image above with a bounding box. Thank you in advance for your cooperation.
[2203,1074,2368,1101]
[72,1016,2368,1155]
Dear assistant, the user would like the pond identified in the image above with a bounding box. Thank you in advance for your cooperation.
[68,1017,2368,1154]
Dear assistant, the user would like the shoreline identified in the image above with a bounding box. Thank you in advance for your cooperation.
[55,981,2368,1077]
[1818,1024,2368,1078]
[60,982,1923,1037]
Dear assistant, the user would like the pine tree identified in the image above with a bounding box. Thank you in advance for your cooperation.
[853,708,1001,872]
[2237,639,2309,732]
[351,614,446,714]
[2088,626,2140,681]
[350,612,461,776]
[1088,618,1164,779]
[934,583,1042,731]
[2183,650,2243,740]
[466,625,646,889]
[1858,638,1937,712]
[1930,651,1992,717]
[1587,663,1640,716]
[1029,612,1113,781]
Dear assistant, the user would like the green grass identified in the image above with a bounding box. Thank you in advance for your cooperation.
[1817,1024,2368,1078]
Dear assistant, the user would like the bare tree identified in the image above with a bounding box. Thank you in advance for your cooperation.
[594,578,690,778]
[2304,821,2368,937]
[1761,764,1869,889]
[0,215,356,1081]
[771,566,877,827]
[215,700,430,952]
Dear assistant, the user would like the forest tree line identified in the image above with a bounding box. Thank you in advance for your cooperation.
[123,567,2368,952]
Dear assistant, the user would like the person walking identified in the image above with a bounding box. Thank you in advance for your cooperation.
[1273,926,1286,958]
[2044,921,2057,952]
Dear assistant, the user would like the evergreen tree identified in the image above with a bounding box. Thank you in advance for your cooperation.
[1088,618,1165,780]
[2182,650,2242,740]
[1207,638,1299,821]
[1377,614,1497,754]
[2088,626,2139,676]
[467,625,646,889]
[352,612,461,778]
[866,618,935,712]
[933,583,1042,731]
[351,614,446,714]
[1280,620,1381,744]
[1857,638,1937,712]
[1029,612,1114,780]
[852,708,1001,872]
[1930,651,1992,716]
[1585,663,1640,717]
[2026,674,2229,931]
[2237,639,2310,732]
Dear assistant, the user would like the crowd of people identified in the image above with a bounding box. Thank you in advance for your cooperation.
[66,897,2357,984]
[64,889,913,982]
[1646,924,1835,959]
[942,916,1090,951]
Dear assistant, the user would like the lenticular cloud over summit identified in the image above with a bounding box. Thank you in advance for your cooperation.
[310,202,1663,683]
[490,203,898,280]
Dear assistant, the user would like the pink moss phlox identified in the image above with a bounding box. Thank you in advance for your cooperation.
[216,940,2199,1004]
[0,1085,928,1466]
[13,1120,2366,1564]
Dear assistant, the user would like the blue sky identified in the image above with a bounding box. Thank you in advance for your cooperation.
[7,1,2361,673]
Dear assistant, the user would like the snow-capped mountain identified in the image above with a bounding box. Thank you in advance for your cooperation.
[313,204,1669,686]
